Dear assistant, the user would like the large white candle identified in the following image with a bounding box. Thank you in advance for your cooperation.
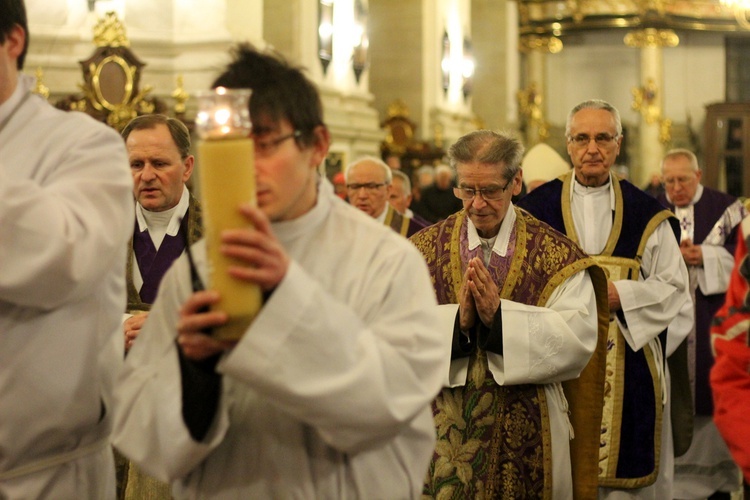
[195,88,262,341]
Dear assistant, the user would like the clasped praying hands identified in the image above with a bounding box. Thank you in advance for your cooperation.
[459,257,500,330]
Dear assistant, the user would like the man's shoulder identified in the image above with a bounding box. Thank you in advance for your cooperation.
[516,178,563,209]
[699,185,738,207]
[619,178,673,216]
[517,208,582,250]
[29,96,119,138]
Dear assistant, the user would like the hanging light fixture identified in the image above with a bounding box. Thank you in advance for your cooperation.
[318,0,334,75]
[720,0,750,29]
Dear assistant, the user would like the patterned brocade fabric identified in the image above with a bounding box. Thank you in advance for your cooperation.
[412,208,599,499]
[423,350,549,499]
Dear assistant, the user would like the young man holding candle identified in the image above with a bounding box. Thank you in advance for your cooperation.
[112,44,450,498]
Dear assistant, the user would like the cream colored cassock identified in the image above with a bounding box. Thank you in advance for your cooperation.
[113,179,450,499]
[567,177,691,500]
[436,207,600,499]
[0,75,133,498]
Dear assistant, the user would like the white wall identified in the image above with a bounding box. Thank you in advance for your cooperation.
[545,30,724,133]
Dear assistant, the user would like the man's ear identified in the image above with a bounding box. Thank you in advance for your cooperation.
[182,155,195,182]
[7,24,26,65]
[310,125,331,168]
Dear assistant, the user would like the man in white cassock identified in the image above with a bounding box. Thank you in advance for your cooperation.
[411,130,610,499]
[112,44,449,499]
[0,0,133,497]
[518,99,692,499]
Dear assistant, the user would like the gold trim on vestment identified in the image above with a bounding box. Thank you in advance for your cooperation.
[560,171,624,256]
[384,204,410,236]
[448,210,466,304]
[558,172,665,488]
[449,209,556,496]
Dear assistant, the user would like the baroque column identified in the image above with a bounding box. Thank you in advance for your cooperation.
[624,28,679,186]
[518,35,561,147]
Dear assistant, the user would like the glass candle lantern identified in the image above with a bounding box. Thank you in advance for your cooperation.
[195,87,262,341]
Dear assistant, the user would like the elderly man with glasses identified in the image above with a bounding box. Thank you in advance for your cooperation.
[411,129,609,499]
[518,99,692,500]
[657,148,746,500]
[346,156,426,237]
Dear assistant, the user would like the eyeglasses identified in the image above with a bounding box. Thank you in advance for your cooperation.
[453,182,511,201]
[567,133,619,148]
[346,182,388,192]
[251,130,301,157]
[663,176,696,187]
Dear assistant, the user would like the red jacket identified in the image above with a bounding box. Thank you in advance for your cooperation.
[711,217,750,483]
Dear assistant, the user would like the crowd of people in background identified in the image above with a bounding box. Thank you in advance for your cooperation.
[3,0,750,498]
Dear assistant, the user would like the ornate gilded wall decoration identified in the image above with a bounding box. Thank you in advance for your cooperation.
[54,12,167,131]
[519,35,564,54]
[631,78,673,144]
[31,67,49,100]
[517,83,550,141]
[631,78,660,124]
[516,0,750,35]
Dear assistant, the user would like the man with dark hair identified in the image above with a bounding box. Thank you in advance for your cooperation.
[411,130,609,498]
[657,148,746,499]
[0,0,133,497]
[418,164,463,223]
[113,44,448,498]
[116,114,203,499]
[518,99,691,499]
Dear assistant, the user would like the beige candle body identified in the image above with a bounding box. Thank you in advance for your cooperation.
[198,137,262,341]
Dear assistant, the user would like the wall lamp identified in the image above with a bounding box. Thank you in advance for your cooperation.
[351,0,369,83]
[462,37,474,99]
[318,0,334,75]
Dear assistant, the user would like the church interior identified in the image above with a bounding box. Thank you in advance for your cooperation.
[23,0,750,197]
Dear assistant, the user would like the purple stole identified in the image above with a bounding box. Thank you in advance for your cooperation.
[384,205,427,238]
[658,187,741,415]
[133,214,188,304]
[411,208,607,499]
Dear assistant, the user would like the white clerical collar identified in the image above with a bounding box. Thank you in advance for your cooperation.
[570,172,616,211]
[0,74,33,130]
[665,183,703,207]
[374,205,388,224]
[272,175,328,243]
[466,203,516,257]
[136,185,190,235]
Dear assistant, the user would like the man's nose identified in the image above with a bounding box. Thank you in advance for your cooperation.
[141,164,156,181]
[352,187,369,198]
[585,139,600,153]
[471,194,487,209]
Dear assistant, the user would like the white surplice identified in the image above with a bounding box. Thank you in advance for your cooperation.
[0,75,133,498]
[567,175,691,500]
[113,179,450,499]
[435,207,600,499]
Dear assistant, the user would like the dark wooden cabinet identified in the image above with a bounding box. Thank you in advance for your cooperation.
[703,103,750,198]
